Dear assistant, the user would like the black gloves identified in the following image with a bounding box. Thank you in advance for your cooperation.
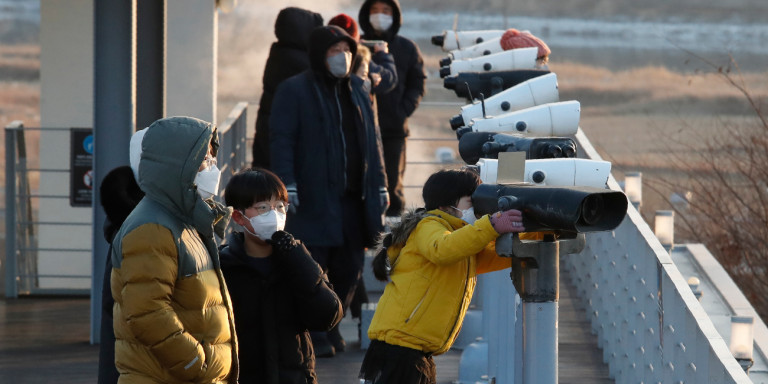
[270,230,298,253]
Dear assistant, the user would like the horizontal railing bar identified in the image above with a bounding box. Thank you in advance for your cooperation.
[19,221,91,226]
[19,274,90,279]
[20,248,91,252]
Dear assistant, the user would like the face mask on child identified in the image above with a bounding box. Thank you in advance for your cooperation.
[451,206,477,224]
[243,209,287,240]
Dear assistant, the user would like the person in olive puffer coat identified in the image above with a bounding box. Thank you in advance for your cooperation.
[110,116,238,383]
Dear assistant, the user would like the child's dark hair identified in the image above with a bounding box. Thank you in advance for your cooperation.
[373,170,481,281]
[422,169,481,210]
[224,167,288,210]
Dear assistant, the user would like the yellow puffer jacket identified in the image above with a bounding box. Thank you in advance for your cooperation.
[367,209,510,355]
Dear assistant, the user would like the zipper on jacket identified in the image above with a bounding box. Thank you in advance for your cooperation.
[405,287,430,323]
[334,83,348,191]
[440,260,471,351]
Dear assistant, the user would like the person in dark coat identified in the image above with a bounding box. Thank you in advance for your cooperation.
[97,164,144,384]
[328,13,398,329]
[252,7,324,169]
[220,168,343,384]
[328,13,397,99]
[358,0,426,218]
[270,25,389,356]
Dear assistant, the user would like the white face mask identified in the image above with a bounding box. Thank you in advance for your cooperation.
[326,51,352,78]
[458,207,477,224]
[243,209,287,240]
[369,13,393,32]
[194,165,221,200]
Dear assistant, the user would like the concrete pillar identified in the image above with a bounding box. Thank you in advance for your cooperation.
[92,0,137,344]
[166,0,217,123]
[136,0,166,128]
[39,0,95,291]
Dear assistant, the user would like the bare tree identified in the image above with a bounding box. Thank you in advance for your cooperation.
[644,52,768,319]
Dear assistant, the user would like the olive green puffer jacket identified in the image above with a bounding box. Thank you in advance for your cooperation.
[111,116,238,383]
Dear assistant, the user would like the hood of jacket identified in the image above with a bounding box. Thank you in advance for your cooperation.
[274,7,324,50]
[138,116,224,238]
[308,25,358,78]
[383,208,465,262]
[358,0,402,41]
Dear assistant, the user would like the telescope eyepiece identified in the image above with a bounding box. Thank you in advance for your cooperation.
[439,66,451,78]
[439,57,452,67]
[449,114,465,130]
[497,196,518,211]
[443,76,457,90]
[431,35,445,46]
[456,126,472,139]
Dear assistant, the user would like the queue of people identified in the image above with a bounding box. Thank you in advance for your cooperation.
[97,2,526,384]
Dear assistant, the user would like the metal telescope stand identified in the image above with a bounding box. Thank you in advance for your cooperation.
[495,232,586,384]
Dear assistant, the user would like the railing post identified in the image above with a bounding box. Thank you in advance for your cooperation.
[5,121,22,298]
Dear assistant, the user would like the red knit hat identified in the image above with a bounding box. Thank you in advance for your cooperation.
[500,29,551,60]
[328,13,359,41]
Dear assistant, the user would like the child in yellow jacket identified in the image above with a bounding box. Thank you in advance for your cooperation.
[359,169,525,384]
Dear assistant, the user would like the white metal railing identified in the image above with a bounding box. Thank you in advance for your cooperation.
[562,128,751,383]
[3,104,248,298]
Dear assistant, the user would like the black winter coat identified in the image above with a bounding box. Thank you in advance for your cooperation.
[359,0,426,138]
[220,231,342,384]
[270,69,388,247]
[253,7,323,168]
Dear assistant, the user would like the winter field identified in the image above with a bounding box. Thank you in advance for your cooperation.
[2,0,768,238]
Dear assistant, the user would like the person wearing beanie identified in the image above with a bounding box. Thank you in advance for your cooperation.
[329,13,397,98]
[358,0,426,219]
[252,7,324,169]
[270,25,389,358]
[500,28,551,68]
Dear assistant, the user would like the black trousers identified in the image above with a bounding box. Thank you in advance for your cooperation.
[359,340,436,384]
[307,196,366,312]
[381,137,407,217]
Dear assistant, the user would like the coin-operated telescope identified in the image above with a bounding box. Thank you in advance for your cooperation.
[440,37,505,67]
[468,157,611,188]
[439,47,538,78]
[444,69,550,99]
[456,101,581,138]
[458,132,576,164]
[449,73,559,129]
[473,183,627,234]
[431,29,505,52]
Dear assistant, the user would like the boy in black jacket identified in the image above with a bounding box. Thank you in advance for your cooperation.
[220,168,343,383]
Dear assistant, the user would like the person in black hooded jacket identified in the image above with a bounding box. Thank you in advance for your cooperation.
[220,168,343,384]
[97,165,144,384]
[252,7,323,169]
[358,0,426,218]
[270,25,389,355]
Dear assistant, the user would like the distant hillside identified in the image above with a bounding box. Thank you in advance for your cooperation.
[408,0,768,24]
